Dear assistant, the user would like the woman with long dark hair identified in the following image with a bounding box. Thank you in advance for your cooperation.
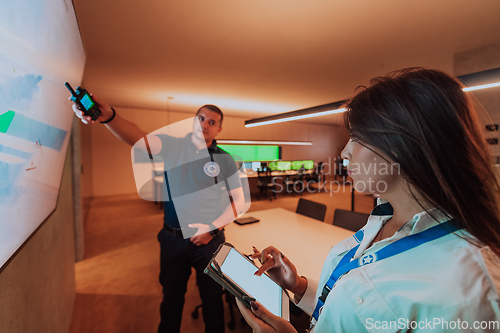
[237,68,500,332]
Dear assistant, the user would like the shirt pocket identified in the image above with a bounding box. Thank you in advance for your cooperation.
[343,268,400,333]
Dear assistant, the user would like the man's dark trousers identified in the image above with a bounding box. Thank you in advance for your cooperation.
[157,228,225,333]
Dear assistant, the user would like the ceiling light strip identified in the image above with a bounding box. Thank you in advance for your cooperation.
[218,140,312,145]
[243,68,500,128]
[463,82,500,92]
[458,68,500,92]
[244,100,347,128]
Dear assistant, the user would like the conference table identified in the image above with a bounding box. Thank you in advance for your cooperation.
[224,208,354,281]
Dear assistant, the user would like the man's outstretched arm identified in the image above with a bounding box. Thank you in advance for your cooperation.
[72,94,162,154]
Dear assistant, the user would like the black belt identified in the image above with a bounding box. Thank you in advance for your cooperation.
[163,225,186,238]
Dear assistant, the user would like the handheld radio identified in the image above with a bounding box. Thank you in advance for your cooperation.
[65,82,101,121]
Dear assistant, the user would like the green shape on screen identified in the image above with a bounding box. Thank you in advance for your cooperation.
[0,110,67,151]
[0,111,16,133]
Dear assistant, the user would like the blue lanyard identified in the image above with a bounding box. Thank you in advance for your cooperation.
[312,220,459,321]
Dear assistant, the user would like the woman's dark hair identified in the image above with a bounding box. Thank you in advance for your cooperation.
[196,104,223,125]
[345,67,500,255]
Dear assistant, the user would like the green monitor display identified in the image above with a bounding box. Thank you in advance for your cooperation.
[268,161,278,171]
[276,161,291,171]
[291,161,304,170]
[303,160,314,170]
[218,145,280,162]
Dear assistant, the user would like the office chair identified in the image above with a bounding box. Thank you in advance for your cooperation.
[283,166,305,196]
[304,162,318,183]
[332,209,369,232]
[291,166,306,195]
[256,168,276,200]
[296,198,327,222]
[305,162,326,192]
[283,175,295,195]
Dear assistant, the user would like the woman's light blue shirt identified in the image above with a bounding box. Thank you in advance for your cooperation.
[296,200,500,332]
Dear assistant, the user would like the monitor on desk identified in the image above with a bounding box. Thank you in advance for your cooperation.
[303,160,314,170]
[291,161,304,170]
[251,162,262,172]
[218,145,280,162]
[276,161,291,171]
[268,161,278,171]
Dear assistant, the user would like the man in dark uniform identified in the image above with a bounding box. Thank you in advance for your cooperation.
[72,98,245,333]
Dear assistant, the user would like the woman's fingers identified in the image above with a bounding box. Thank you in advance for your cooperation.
[235,298,253,323]
[250,246,261,259]
[254,257,276,276]
[249,301,297,333]
[236,299,297,333]
[254,246,281,276]
[261,247,282,266]
[235,299,271,332]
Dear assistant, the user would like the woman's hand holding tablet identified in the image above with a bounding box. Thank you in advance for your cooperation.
[251,246,308,303]
[207,243,290,320]
[236,298,298,333]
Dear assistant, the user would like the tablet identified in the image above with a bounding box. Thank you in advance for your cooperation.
[234,216,260,225]
[209,243,289,320]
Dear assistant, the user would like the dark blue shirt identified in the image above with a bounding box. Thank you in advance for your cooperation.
[155,133,241,232]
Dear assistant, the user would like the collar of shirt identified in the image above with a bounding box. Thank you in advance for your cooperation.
[354,198,453,259]
[184,132,219,152]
